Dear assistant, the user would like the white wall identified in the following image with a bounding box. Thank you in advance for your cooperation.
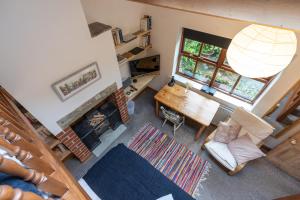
[80,0,145,34]
[144,4,300,116]
[80,0,147,80]
[0,0,122,135]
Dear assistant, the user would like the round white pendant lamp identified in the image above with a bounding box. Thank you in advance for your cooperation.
[227,24,297,78]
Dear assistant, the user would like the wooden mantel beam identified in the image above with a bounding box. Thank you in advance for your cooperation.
[129,0,300,31]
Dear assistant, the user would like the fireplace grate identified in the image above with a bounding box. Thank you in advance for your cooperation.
[71,101,122,150]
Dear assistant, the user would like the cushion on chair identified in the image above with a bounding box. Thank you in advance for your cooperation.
[205,140,237,171]
[231,107,274,144]
[238,127,261,145]
[228,134,265,165]
[214,121,241,144]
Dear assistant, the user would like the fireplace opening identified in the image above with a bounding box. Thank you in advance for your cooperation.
[71,99,122,151]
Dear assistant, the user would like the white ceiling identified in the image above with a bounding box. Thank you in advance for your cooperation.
[129,0,300,31]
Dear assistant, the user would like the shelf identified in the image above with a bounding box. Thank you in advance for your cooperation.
[133,29,151,37]
[124,74,157,101]
[115,30,151,50]
[118,44,152,65]
[45,137,61,149]
[55,149,72,161]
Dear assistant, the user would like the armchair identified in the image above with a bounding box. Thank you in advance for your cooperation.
[202,107,274,175]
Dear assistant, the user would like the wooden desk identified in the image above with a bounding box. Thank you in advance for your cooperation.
[154,84,220,140]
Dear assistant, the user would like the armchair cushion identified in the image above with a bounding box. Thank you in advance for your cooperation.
[205,140,237,171]
[231,107,274,144]
[214,121,241,144]
[228,134,265,165]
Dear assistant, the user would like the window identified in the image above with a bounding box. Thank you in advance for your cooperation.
[176,28,273,103]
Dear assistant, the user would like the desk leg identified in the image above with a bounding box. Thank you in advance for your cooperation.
[155,101,159,117]
[195,125,206,141]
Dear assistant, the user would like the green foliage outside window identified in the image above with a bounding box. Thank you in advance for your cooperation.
[233,78,265,101]
[201,44,221,62]
[214,69,239,92]
[195,62,215,83]
[178,36,268,102]
[183,39,201,55]
[179,56,195,76]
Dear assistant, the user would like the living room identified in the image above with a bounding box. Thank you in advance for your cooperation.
[0,0,299,200]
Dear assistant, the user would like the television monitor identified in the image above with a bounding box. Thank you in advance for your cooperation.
[129,55,160,77]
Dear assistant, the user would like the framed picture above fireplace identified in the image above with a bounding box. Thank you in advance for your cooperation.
[52,62,101,101]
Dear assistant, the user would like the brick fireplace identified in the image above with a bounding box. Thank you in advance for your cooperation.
[56,83,129,162]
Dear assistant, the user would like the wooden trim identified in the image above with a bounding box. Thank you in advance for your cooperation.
[263,79,300,117]
[128,0,300,32]
[275,194,300,200]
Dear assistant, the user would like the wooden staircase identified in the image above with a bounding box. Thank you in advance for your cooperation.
[277,82,300,124]
[0,87,90,199]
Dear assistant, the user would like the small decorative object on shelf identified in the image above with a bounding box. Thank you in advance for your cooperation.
[112,27,124,46]
[140,15,152,32]
[168,76,175,87]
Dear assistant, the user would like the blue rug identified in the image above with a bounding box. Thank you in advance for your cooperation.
[84,144,195,200]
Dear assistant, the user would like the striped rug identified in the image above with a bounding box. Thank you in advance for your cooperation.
[128,123,210,198]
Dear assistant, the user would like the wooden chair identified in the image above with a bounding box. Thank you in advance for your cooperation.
[160,106,185,136]
[202,107,274,175]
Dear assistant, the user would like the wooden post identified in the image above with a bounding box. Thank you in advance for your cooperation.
[195,125,206,141]
[0,126,42,157]
[0,185,46,200]
[0,117,33,142]
[155,100,159,117]
[0,155,68,197]
[0,137,55,175]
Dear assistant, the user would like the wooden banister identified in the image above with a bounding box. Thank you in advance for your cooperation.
[277,82,300,122]
[0,117,33,143]
[0,155,68,197]
[0,185,45,200]
[0,126,42,157]
[0,137,55,175]
[0,87,90,200]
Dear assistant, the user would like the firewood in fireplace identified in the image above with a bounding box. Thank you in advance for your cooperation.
[89,113,105,127]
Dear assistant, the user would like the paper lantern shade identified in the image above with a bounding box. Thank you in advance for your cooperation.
[227,24,297,78]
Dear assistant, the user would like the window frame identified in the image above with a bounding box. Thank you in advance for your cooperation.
[176,34,273,104]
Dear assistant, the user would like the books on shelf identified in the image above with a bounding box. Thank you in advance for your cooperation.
[140,15,152,32]
[112,28,123,46]
[140,34,151,48]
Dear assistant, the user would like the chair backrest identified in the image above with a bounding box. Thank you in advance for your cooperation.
[230,107,274,144]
